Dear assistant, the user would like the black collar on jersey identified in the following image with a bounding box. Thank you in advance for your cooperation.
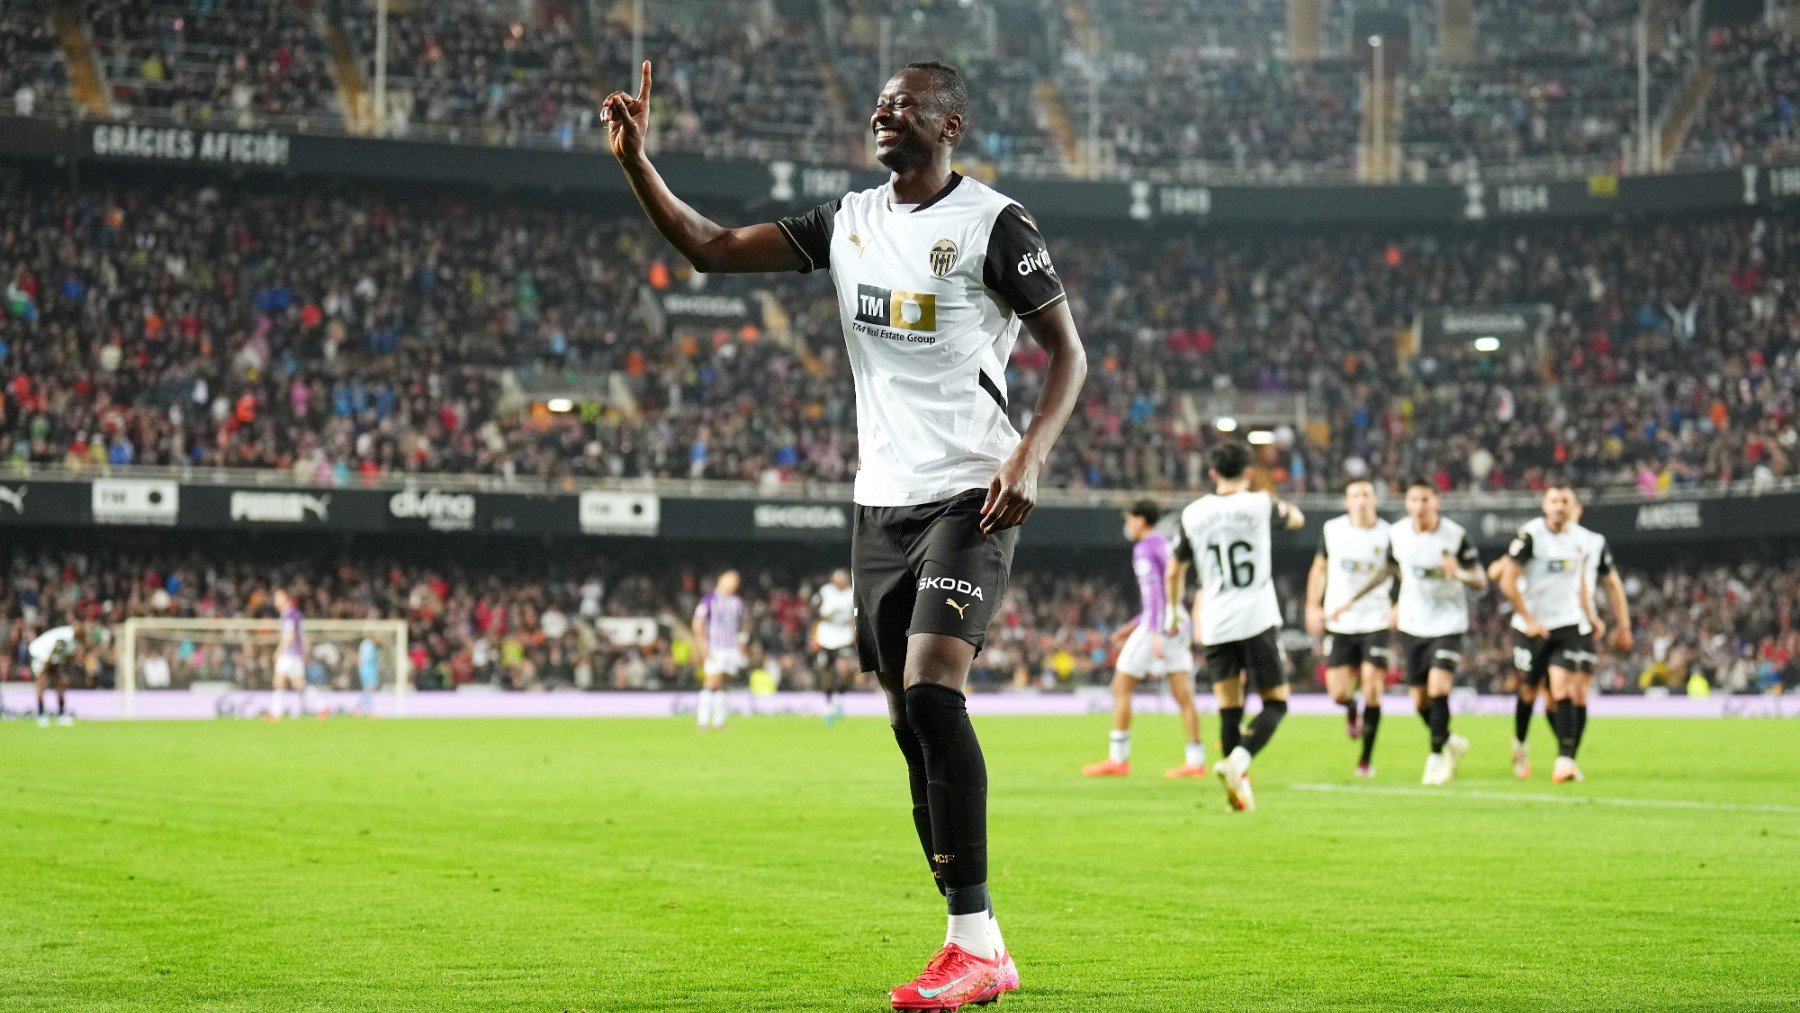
[888,172,962,213]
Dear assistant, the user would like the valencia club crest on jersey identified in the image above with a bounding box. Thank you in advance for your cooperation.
[929,239,958,277]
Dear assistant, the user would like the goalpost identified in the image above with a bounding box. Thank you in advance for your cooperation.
[117,618,410,719]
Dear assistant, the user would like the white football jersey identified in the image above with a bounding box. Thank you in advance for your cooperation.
[1506,517,1590,633]
[1389,516,1481,638]
[1175,490,1289,646]
[1319,515,1393,635]
[28,625,77,665]
[778,174,1066,507]
[814,582,856,651]
[1572,523,1614,636]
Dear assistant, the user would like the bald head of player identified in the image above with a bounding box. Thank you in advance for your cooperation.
[716,570,741,596]
[1344,479,1379,526]
[1541,483,1575,530]
[872,61,966,174]
[830,567,851,589]
[1122,499,1162,542]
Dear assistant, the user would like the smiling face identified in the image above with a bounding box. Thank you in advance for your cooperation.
[871,67,962,173]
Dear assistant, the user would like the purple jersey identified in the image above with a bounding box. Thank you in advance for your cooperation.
[694,592,744,653]
[1132,533,1171,627]
[280,607,304,658]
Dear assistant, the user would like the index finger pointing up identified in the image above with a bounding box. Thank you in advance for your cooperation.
[637,60,653,104]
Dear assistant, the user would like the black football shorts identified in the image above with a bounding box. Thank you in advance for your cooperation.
[853,489,1018,680]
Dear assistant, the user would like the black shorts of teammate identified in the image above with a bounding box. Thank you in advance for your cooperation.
[1201,627,1286,693]
[1399,633,1464,687]
[1325,631,1393,671]
[813,644,856,671]
[853,489,1018,681]
[1513,625,1597,687]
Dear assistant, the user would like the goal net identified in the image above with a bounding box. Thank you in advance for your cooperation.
[117,618,410,719]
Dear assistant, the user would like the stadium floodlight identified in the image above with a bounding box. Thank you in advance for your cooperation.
[1216,417,1240,432]
[1474,336,1501,352]
[117,617,410,719]
[546,398,575,412]
[1247,430,1276,445]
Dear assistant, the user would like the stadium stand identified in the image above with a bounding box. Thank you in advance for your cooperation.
[89,0,340,127]
[6,545,1796,696]
[1,0,67,117]
[4,174,1793,493]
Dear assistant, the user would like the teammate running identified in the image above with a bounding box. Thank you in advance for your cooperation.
[606,56,1086,1009]
[1305,479,1394,777]
[812,569,858,725]
[269,589,305,721]
[692,570,747,732]
[1333,479,1483,785]
[1497,484,1600,783]
[28,619,90,727]
[1082,500,1205,779]
[1167,442,1306,812]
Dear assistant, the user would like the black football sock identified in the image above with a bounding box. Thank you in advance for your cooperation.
[1514,697,1534,742]
[37,697,45,716]
[1544,707,1559,744]
[1360,705,1382,764]
[1428,694,1451,753]
[1573,705,1589,758]
[903,684,988,913]
[1243,699,1288,756]
[891,723,945,896]
[1416,700,1431,728]
[1554,698,1577,758]
[1218,706,1245,756]
[1342,697,1359,723]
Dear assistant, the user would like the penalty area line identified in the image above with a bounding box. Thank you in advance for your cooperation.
[1289,782,1800,816]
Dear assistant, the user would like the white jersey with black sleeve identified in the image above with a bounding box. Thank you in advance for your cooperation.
[1320,515,1393,636]
[813,582,856,651]
[1389,516,1482,639]
[1506,517,1591,633]
[776,173,1067,507]
[1174,490,1292,646]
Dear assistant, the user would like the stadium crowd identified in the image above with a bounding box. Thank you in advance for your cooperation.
[1683,19,1800,168]
[90,0,338,127]
[3,177,1797,494]
[2,0,66,118]
[4,545,1795,698]
[14,0,1800,176]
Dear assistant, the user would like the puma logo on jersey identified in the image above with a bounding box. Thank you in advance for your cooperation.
[945,598,968,618]
[849,232,869,255]
[0,485,24,513]
[919,576,983,600]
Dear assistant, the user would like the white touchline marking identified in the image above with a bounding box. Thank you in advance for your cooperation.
[1290,783,1800,816]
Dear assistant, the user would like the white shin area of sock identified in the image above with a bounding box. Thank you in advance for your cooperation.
[1108,730,1130,763]
[945,911,1001,961]
[271,688,287,717]
[1185,741,1204,768]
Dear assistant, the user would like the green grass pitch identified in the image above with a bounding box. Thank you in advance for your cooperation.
[3,712,1797,1011]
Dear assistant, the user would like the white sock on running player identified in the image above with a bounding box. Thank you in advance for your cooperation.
[1108,730,1130,763]
[696,689,712,728]
[271,687,286,718]
[712,690,727,728]
[1185,741,1204,768]
[945,911,1001,961]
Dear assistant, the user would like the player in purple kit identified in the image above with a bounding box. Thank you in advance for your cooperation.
[692,570,747,732]
[268,589,306,721]
[1083,501,1205,778]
